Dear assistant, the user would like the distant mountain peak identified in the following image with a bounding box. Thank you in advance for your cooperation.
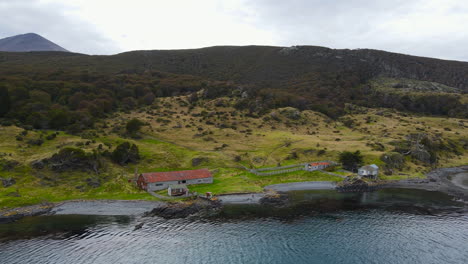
[0,33,68,52]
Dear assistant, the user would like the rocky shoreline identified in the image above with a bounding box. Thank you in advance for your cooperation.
[143,198,222,219]
[0,203,54,224]
[381,166,468,201]
[1,166,467,222]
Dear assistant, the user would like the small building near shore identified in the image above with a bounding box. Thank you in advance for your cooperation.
[358,164,379,179]
[137,169,213,191]
[305,162,331,171]
[168,184,189,196]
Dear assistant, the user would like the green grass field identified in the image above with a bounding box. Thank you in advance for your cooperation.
[1,97,466,209]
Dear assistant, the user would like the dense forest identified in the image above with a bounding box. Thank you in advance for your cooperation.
[0,45,467,132]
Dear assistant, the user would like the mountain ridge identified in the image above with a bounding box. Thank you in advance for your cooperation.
[0,33,68,52]
[1,45,466,91]
[0,44,466,123]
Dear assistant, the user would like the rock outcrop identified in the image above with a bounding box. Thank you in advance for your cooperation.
[143,198,222,219]
[336,177,379,192]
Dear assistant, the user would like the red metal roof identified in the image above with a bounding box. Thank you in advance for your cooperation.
[141,169,212,183]
[309,162,330,166]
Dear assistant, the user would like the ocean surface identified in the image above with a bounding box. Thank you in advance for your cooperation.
[0,189,467,264]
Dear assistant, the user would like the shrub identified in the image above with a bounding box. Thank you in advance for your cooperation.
[381,152,405,170]
[317,149,326,156]
[38,147,101,173]
[126,118,145,136]
[27,138,44,146]
[0,85,11,117]
[339,151,363,172]
[46,133,57,140]
[111,142,140,165]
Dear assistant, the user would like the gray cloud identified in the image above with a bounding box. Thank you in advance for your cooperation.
[243,0,468,61]
[0,0,467,61]
[0,0,120,54]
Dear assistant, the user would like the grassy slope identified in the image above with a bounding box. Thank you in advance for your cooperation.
[1,95,467,209]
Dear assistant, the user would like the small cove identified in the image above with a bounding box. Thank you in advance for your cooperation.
[0,188,467,264]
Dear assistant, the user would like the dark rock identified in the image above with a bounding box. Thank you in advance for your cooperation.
[1,177,16,187]
[144,198,222,219]
[86,178,101,188]
[31,160,45,169]
[5,191,21,197]
[134,223,144,230]
[192,157,209,167]
[260,193,290,207]
[0,203,54,224]
[336,177,378,193]
[281,108,301,120]
[1,159,19,171]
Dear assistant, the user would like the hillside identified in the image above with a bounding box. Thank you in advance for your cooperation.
[0,95,467,209]
[0,45,467,209]
[0,33,68,52]
[0,45,467,125]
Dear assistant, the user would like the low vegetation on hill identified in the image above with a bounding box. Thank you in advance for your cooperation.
[0,46,467,208]
[0,46,467,134]
[0,94,466,208]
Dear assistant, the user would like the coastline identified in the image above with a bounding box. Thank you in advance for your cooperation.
[1,166,467,222]
[381,166,468,201]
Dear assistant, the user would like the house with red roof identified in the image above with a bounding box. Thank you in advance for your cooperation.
[304,161,331,171]
[136,169,213,191]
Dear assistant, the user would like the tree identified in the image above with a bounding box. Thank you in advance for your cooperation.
[339,151,364,172]
[380,152,405,170]
[122,97,137,110]
[126,118,145,136]
[48,106,71,129]
[0,86,11,117]
[141,92,155,105]
[111,142,140,165]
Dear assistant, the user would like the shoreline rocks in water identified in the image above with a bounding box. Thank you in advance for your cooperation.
[383,166,468,201]
[143,198,222,219]
[1,166,466,223]
[336,178,380,193]
[0,203,54,224]
[259,192,290,207]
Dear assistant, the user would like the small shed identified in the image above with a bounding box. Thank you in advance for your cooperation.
[168,184,189,196]
[136,169,213,191]
[358,164,379,179]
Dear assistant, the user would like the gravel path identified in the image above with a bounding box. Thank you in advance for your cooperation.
[264,181,337,192]
[51,200,164,216]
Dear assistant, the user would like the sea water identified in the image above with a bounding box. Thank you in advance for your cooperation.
[0,189,467,264]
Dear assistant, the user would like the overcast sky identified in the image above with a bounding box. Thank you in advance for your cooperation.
[1,0,467,61]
